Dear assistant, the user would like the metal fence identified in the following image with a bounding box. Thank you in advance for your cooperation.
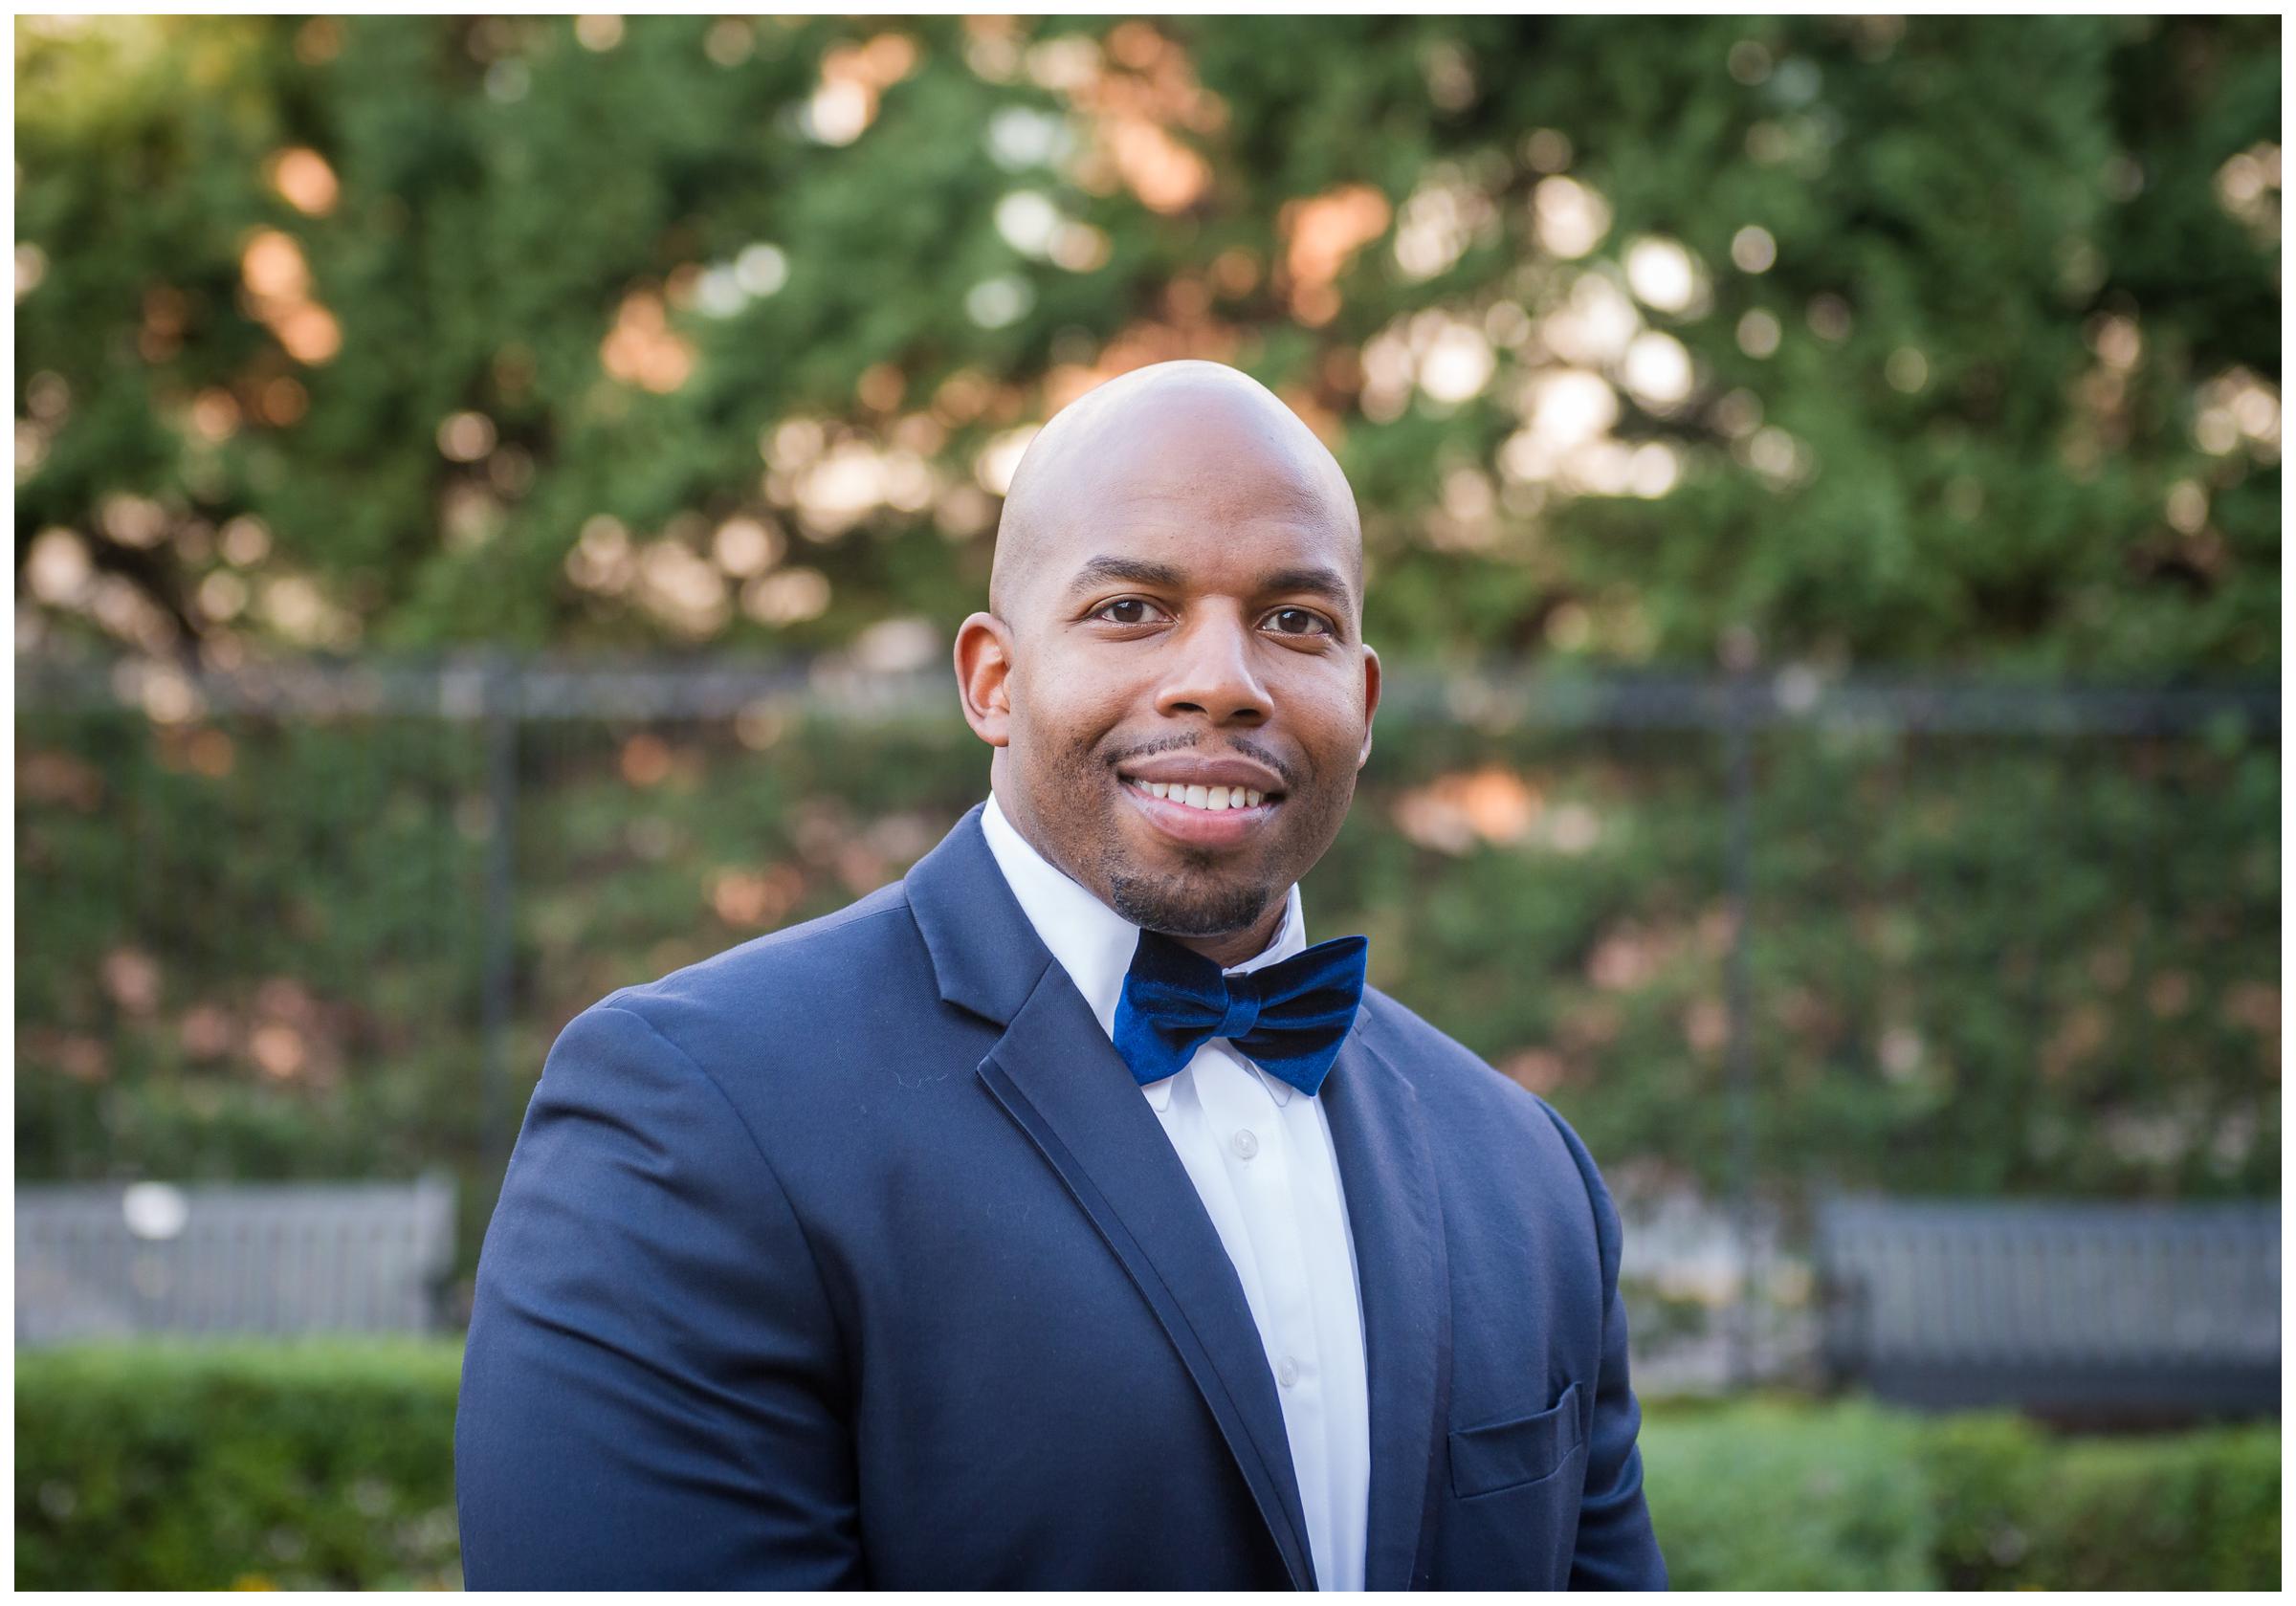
[16,1177,457,1345]
[16,649,2281,1384]
[1815,1196,2282,1417]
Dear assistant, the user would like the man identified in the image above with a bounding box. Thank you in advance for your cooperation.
[456,361,1666,1589]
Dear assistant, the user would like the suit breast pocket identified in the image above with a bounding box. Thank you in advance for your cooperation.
[1447,1380,1585,1500]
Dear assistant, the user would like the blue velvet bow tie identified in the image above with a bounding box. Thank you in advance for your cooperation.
[1112,927,1369,1097]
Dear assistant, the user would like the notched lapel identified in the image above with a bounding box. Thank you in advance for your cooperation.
[1322,1019,1451,1591]
[974,962,1319,1593]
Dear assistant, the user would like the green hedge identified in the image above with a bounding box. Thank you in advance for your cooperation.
[1638,1397,1938,1588]
[1641,1396,2283,1590]
[19,700,2280,1278]
[1915,1408,2285,1591]
[14,1344,2280,1590]
[15,1342,463,1591]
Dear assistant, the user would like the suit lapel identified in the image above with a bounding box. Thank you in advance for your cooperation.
[977,973,1319,1590]
[907,806,1318,1590]
[1322,1019,1451,1591]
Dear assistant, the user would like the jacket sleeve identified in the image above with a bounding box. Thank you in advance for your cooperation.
[454,1000,863,1588]
[1542,1101,1668,1590]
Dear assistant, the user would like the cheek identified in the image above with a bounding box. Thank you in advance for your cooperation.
[1289,688,1369,775]
[1010,661,1128,766]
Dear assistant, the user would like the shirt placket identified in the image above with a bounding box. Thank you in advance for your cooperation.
[1198,1041,1331,1524]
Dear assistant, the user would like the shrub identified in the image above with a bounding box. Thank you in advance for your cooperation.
[1639,1395,1939,1588]
[15,1340,463,1590]
[1644,1397,2282,1593]
[1919,1408,2284,1590]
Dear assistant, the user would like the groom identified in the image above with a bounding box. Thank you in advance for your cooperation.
[455,362,1666,1590]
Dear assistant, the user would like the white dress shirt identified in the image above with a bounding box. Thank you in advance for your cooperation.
[980,791,1371,1591]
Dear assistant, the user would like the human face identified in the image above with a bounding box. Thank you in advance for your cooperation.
[960,447,1380,961]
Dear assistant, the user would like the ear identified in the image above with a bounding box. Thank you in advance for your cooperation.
[954,610,1015,748]
[1356,641,1381,770]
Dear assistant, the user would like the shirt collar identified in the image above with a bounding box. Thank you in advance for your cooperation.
[979,790,1308,1106]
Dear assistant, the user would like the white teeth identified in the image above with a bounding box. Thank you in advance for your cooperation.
[1129,778,1273,811]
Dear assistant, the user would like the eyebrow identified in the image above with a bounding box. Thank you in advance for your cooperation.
[1065,556,1184,596]
[1063,555,1357,610]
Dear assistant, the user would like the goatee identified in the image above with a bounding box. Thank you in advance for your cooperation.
[1105,868,1277,938]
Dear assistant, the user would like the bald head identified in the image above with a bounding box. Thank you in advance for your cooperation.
[988,361,1361,623]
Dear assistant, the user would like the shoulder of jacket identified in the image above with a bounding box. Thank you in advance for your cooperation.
[642,879,912,988]
[578,880,926,1051]
[1359,983,1574,1135]
[1358,985,1620,1263]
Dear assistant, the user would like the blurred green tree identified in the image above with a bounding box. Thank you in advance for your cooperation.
[12,18,2280,1245]
[14,15,2281,672]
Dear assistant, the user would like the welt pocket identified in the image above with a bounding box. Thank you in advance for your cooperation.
[1447,1381,1584,1500]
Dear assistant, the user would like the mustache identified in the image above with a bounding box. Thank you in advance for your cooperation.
[1102,732,1298,792]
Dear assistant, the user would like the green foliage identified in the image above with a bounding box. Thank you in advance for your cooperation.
[12,30,2276,1584]
[16,709,490,1181]
[13,16,2280,672]
[1636,1395,2282,1591]
[1918,1408,2286,1590]
[1638,1396,1938,1588]
[15,1345,2277,1590]
[18,696,2277,1293]
[15,15,2278,1244]
[14,1340,463,1590]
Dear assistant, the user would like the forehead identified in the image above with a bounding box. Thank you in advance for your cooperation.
[1039,483,1358,612]
[1040,409,1356,568]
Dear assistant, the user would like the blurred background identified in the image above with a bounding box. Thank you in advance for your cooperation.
[13,12,2281,1590]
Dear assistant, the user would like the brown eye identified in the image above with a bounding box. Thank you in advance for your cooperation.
[1266,607,1332,636]
[1093,598,1164,625]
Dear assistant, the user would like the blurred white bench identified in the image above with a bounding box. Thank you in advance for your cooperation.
[15,1177,455,1345]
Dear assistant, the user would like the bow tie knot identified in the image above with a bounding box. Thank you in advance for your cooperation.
[1113,927,1369,1097]
[1214,987,1263,1042]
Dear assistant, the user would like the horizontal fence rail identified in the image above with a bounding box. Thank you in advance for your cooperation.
[16,650,2281,735]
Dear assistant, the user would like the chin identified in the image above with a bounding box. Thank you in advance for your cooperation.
[1106,871,1275,938]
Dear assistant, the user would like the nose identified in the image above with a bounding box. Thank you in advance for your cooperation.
[1154,606,1270,726]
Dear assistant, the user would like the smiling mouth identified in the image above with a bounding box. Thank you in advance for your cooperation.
[1120,776,1275,812]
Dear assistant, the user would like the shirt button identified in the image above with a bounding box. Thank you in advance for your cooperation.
[1277,1355,1300,1388]
[1232,1129,1260,1160]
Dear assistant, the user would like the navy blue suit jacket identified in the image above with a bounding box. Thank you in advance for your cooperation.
[455,803,1666,1589]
